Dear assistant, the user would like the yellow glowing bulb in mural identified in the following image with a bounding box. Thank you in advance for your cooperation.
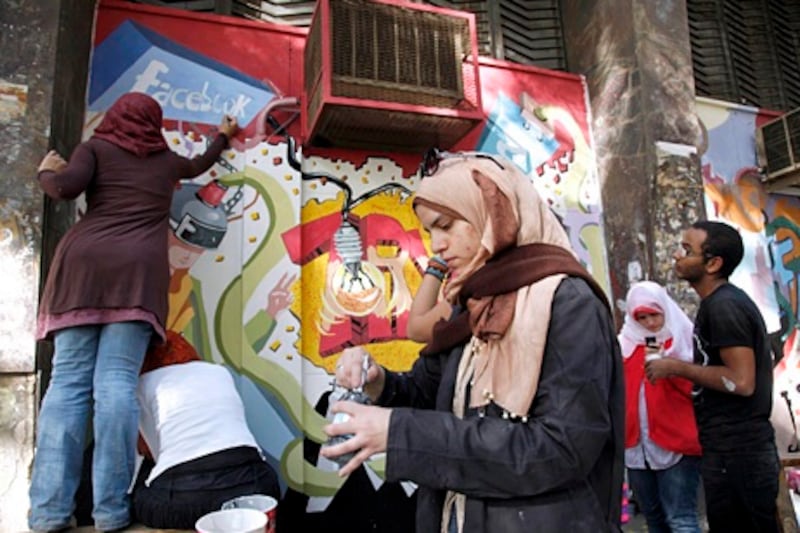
[331,261,383,316]
[330,220,382,316]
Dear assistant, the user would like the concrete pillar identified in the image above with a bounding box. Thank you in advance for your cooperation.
[560,0,706,321]
[0,1,94,529]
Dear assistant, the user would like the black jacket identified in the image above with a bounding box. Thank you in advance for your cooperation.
[379,277,624,532]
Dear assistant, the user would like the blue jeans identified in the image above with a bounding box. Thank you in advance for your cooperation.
[701,448,779,533]
[29,322,152,531]
[628,455,702,533]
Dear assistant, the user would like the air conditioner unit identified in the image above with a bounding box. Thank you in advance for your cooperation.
[302,0,483,152]
[756,107,800,195]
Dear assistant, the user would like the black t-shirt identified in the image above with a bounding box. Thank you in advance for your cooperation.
[692,283,775,452]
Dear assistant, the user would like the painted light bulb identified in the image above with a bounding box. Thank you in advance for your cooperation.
[331,221,382,316]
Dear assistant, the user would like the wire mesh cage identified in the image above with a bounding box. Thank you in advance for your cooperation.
[303,0,483,151]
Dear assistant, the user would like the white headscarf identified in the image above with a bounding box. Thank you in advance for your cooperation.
[618,281,693,360]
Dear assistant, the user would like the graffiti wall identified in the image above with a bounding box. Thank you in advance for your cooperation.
[87,0,609,521]
[696,97,800,457]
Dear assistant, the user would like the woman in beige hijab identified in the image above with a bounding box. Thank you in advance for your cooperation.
[322,150,624,533]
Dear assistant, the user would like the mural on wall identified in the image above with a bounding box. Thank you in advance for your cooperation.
[477,66,610,288]
[280,148,424,371]
[695,97,800,457]
[88,0,610,513]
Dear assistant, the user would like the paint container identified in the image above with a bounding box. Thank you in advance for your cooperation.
[221,494,278,533]
[195,508,267,533]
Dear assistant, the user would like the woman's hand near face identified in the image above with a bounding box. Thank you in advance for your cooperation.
[334,346,385,401]
[321,401,391,476]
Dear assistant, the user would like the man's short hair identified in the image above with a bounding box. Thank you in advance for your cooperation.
[692,220,744,279]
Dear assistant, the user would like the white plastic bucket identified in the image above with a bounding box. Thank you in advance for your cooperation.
[221,494,278,533]
[195,507,267,533]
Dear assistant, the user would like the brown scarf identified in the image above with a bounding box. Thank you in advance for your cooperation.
[414,155,610,417]
[422,243,609,358]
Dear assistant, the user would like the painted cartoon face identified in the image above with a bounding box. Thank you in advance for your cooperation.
[414,203,481,281]
[168,230,204,271]
[673,227,709,283]
[635,311,665,333]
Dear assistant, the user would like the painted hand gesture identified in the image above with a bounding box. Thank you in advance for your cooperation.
[265,272,297,318]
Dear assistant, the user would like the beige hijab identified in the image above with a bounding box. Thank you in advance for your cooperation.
[414,154,575,418]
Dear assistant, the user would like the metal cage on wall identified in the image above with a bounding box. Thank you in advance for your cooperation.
[302,0,483,151]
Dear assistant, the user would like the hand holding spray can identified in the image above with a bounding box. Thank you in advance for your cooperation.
[324,353,372,466]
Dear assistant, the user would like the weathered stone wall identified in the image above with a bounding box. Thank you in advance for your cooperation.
[560,0,706,323]
[0,1,94,529]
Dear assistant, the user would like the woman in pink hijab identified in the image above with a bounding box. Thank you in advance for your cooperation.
[620,281,701,533]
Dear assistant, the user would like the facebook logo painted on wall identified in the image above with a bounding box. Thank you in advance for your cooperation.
[88,20,274,125]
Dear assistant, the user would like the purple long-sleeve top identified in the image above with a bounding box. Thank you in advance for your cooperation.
[36,134,228,343]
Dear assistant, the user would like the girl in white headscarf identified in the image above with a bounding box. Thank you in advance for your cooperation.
[620,281,701,533]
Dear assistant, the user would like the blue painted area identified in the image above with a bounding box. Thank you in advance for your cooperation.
[476,92,559,174]
[89,20,274,125]
[773,233,797,288]
[704,111,758,183]
[90,21,153,103]
[227,368,300,472]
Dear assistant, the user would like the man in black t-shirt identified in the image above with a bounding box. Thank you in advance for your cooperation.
[646,220,778,533]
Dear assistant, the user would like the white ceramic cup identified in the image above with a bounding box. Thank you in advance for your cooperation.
[221,494,278,533]
[195,508,267,533]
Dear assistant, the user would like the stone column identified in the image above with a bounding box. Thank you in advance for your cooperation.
[0,1,94,529]
[560,0,706,321]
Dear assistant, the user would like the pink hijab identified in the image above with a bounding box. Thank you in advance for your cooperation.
[92,92,168,157]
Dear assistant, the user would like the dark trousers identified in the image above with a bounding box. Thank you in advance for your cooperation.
[701,447,779,533]
[133,446,280,530]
